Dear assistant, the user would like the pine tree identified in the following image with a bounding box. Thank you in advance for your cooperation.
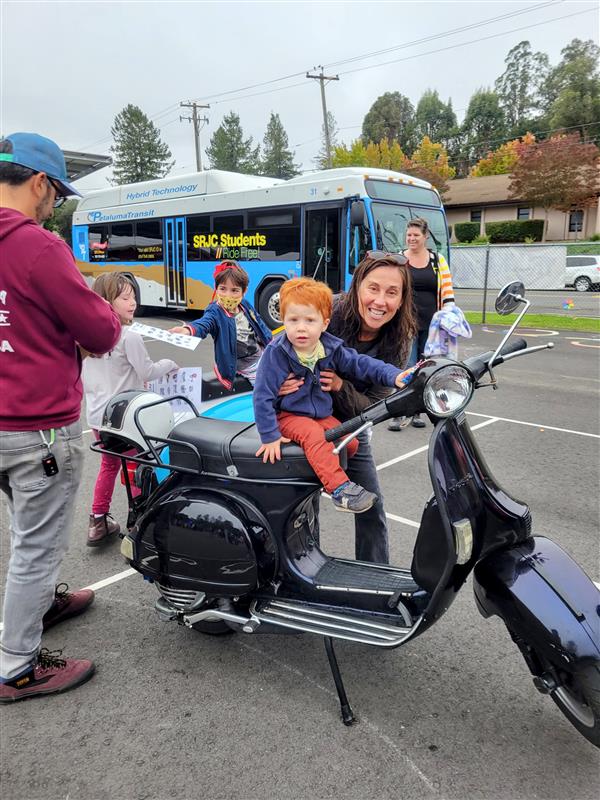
[110,104,174,185]
[494,41,549,134]
[415,90,458,148]
[260,113,299,179]
[361,92,417,154]
[315,112,340,169]
[205,112,260,174]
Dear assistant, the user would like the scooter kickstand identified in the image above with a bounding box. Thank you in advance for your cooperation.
[324,637,356,726]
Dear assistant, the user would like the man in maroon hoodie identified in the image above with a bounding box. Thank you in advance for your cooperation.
[0,133,121,703]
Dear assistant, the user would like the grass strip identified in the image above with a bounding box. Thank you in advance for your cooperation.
[465,312,600,333]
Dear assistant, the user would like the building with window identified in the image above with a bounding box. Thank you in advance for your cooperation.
[444,174,600,241]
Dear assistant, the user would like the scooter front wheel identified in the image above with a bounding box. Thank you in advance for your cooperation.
[545,662,600,748]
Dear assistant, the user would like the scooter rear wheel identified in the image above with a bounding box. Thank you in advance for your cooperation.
[191,619,234,636]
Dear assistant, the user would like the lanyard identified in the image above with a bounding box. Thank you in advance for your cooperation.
[39,429,56,451]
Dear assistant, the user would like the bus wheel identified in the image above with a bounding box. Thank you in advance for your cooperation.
[258,281,283,329]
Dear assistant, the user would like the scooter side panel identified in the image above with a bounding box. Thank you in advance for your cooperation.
[132,488,259,596]
[473,536,600,665]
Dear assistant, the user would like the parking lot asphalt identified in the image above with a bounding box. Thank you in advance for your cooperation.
[1,318,599,800]
[455,288,600,317]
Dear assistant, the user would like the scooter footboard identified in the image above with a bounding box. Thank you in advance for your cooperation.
[473,536,600,667]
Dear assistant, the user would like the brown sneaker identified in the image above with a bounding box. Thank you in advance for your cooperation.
[0,648,95,704]
[87,513,120,547]
[42,583,95,631]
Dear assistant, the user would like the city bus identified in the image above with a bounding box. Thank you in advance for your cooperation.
[71,167,449,328]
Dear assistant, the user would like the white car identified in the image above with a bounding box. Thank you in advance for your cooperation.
[565,255,600,292]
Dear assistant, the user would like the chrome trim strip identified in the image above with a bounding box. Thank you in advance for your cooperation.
[267,600,410,634]
[316,584,395,596]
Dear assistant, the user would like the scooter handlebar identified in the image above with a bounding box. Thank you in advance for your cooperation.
[464,337,528,378]
[325,416,366,443]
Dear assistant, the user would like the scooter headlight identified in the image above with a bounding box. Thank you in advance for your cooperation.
[423,366,473,418]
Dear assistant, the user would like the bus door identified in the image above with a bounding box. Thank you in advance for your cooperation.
[303,205,343,293]
[164,217,187,307]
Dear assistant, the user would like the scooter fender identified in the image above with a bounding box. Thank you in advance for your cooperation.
[473,536,600,669]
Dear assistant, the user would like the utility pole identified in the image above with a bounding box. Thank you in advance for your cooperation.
[180,101,210,171]
[306,67,339,168]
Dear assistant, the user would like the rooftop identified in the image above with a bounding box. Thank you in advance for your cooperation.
[444,174,515,207]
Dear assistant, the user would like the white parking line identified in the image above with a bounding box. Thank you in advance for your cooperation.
[376,417,499,471]
[466,412,600,439]
[83,568,136,591]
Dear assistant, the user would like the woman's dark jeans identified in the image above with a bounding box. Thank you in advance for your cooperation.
[347,429,389,564]
[408,329,429,367]
[311,429,390,564]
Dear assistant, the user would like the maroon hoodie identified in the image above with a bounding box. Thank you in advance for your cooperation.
[0,208,121,430]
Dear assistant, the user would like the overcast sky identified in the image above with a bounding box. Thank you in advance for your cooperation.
[1,0,597,192]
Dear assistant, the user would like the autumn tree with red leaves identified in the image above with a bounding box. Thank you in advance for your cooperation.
[508,134,599,239]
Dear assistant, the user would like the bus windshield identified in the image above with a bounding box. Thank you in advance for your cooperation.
[371,203,449,262]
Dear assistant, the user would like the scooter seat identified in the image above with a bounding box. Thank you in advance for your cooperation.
[167,416,326,482]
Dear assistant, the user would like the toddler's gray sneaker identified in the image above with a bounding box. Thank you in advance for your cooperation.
[331,482,377,514]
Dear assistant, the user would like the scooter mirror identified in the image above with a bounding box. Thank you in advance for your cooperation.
[495,281,526,316]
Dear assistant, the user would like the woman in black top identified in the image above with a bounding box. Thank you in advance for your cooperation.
[389,217,454,430]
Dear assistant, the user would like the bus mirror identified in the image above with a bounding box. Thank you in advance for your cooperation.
[350,201,365,227]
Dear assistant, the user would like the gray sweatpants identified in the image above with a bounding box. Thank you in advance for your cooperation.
[0,421,84,680]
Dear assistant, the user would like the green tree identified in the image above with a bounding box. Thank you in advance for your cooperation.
[494,41,549,134]
[315,111,340,169]
[362,92,416,153]
[460,89,506,166]
[415,90,458,147]
[44,199,78,245]
[260,113,299,179]
[110,104,174,185]
[332,137,408,171]
[508,133,600,239]
[206,111,260,174]
[471,133,535,176]
[407,136,455,196]
[542,39,600,139]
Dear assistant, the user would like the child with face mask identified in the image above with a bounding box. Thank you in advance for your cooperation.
[170,261,272,388]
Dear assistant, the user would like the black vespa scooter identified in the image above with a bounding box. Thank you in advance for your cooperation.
[93,282,600,746]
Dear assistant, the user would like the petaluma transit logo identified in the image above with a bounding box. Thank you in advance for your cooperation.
[87,209,156,223]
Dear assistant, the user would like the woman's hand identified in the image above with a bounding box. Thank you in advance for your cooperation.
[255,436,291,464]
[169,325,192,335]
[278,372,304,396]
[320,369,343,392]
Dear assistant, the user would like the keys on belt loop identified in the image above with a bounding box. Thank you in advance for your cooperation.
[39,429,59,477]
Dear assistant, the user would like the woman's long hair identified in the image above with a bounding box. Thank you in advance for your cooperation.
[336,256,417,366]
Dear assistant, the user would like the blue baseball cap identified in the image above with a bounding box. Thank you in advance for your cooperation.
[0,132,81,197]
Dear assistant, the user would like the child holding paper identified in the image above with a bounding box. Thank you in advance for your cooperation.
[170,261,272,388]
[82,273,178,547]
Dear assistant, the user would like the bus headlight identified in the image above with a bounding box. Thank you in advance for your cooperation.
[423,366,473,418]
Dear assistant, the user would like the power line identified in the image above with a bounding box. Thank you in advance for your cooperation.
[191,0,560,104]
[324,0,561,70]
[191,6,594,109]
[337,8,594,78]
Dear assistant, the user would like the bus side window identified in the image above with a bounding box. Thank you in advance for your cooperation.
[107,223,136,262]
[89,225,109,261]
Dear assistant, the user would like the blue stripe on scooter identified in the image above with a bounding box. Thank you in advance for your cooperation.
[201,395,255,423]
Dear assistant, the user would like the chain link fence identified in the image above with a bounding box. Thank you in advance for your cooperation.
[450,242,600,319]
